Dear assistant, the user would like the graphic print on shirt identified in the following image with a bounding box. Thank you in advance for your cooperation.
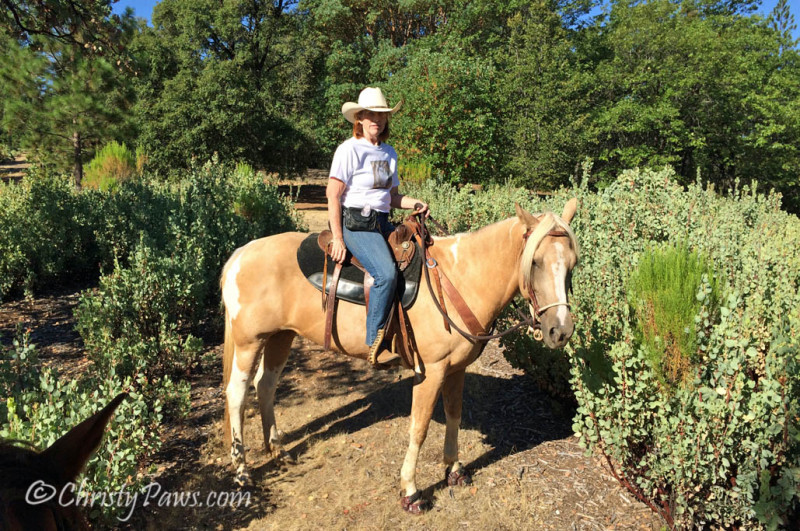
[371,160,392,189]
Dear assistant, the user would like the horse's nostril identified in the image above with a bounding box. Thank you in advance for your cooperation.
[550,327,566,344]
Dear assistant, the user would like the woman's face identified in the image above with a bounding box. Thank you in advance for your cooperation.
[358,110,387,142]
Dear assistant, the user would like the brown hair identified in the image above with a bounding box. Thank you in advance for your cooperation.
[353,111,391,143]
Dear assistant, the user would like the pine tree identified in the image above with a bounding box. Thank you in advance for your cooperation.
[0,23,135,186]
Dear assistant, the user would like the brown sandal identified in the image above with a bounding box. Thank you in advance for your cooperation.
[400,490,429,514]
[446,467,472,487]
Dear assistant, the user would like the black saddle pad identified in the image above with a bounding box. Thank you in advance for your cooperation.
[296,233,422,308]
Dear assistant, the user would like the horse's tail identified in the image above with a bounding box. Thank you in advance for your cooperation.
[222,307,233,448]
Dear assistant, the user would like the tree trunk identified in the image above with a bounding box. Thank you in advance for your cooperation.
[73,130,83,188]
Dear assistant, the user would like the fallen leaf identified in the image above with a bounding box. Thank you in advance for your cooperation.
[470,487,478,495]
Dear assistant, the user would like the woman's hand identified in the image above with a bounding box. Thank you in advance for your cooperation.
[330,238,347,264]
[413,201,430,219]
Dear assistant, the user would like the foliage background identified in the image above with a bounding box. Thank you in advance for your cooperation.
[1,0,798,211]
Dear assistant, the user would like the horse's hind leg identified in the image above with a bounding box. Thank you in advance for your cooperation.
[253,330,295,462]
[442,369,471,486]
[227,340,262,487]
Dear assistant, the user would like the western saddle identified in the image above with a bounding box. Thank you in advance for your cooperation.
[318,216,429,369]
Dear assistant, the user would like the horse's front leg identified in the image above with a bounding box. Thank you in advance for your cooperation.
[442,369,471,486]
[400,363,446,514]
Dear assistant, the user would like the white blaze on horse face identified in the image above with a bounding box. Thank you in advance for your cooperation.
[223,255,244,321]
[550,242,570,325]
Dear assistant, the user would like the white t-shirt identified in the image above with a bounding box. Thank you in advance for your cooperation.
[329,137,399,213]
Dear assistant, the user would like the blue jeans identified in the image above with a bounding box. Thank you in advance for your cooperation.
[342,212,397,346]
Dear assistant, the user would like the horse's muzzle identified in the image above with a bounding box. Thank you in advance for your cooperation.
[539,310,574,349]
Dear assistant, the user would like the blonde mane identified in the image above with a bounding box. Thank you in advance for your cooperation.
[519,212,579,293]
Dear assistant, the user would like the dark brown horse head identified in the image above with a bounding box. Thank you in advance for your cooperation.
[516,199,580,349]
[0,393,126,530]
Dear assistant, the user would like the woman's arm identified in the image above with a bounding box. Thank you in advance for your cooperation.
[390,187,430,218]
[326,178,347,263]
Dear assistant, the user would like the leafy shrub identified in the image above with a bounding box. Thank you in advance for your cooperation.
[75,242,205,386]
[0,332,165,523]
[400,176,543,234]
[0,159,302,301]
[628,244,719,387]
[388,47,502,185]
[0,171,98,299]
[76,159,302,414]
[135,145,149,174]
[84,141,136,191]
[407,167,800,526]
[2,159,302,522]
[562,168,800,527]
[0,329,39,419]
[398,159,434,186]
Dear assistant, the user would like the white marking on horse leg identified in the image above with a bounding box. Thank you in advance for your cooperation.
[222,255,244,321]
[254,358,287,457]
[400,419,421,496]
[443,414,461,470]
[226,352,253,485]
[550,242,570,326]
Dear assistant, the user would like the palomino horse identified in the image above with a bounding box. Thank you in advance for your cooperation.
[0,393,125,529]
[220,200,579,512]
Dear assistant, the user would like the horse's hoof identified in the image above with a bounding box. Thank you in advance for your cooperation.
[234,471,252,488]
[275,449,295,464]
[400,491,430,515]
[446,468,472,487]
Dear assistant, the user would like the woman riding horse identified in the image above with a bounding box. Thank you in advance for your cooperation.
[326,87,430,364]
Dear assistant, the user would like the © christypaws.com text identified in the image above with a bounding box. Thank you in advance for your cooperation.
[25,479,251,522]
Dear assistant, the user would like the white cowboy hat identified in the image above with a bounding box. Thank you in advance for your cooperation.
[341,87,402,123]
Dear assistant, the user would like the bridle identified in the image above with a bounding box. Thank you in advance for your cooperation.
[414,215,574,343]
[522,227,573,341]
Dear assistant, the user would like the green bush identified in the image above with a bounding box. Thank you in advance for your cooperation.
[400,176,544,234]
[0,171,98,299]
[406,167,800,526]
[398,159,434,186]
[563,168,800,527]
[2,159,302,523]
[388,47,503,186]
[0,332,166,523]
[75,242,205,386]
[0,159,303,301]
[628,244,719,388]
[84,141,137,191]
[75,159,303,413]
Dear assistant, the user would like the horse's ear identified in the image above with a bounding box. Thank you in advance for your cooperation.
[515,202,538,229]
[561,198,578,224]
[41,393,126,482]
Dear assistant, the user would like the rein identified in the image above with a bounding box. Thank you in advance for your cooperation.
[412,216,570,344]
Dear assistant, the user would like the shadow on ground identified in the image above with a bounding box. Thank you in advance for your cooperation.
[134,338,573,529]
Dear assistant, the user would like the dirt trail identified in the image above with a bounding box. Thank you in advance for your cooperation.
[277,169,329,233]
